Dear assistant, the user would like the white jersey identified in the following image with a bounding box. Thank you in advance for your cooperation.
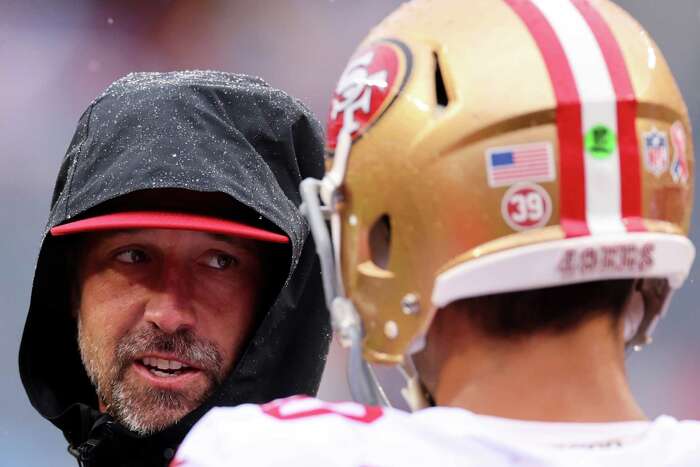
[174,396,700,467]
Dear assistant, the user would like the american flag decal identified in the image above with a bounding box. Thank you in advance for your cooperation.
[486,142,555,187]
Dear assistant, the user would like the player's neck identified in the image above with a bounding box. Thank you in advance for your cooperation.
[428,314,646,423]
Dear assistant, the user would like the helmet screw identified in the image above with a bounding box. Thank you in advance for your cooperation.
[384,320,399,339]
[401,293,420,315]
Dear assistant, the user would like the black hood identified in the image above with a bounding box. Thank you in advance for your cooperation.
[19,71,330,466]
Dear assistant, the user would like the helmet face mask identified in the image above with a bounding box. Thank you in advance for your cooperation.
[301,0,694,407]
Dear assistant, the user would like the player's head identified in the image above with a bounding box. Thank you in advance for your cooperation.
[301,0,693,407]
[21,71,329,447]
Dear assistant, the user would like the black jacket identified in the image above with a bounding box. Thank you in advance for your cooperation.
[19,71,331,466]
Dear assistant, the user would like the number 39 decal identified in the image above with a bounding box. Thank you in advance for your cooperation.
[261,396,384,424]
[501,182,552,231]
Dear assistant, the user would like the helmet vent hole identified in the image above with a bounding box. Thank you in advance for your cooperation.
[434,52,449,108]
[369,214,391,270]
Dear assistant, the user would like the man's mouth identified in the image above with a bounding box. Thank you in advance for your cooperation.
[136,356,197,378]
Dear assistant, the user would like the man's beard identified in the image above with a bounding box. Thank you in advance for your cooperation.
[78,321,225,435]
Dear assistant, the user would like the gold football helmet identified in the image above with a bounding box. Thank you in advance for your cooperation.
[301,0,694,407]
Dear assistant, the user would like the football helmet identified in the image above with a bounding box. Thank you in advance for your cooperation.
[301,0,694,407]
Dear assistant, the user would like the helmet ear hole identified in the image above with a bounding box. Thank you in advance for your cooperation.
[369,214,392,270]
[433,52,449,108]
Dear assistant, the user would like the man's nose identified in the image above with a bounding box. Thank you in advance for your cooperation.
[143,266,196,334]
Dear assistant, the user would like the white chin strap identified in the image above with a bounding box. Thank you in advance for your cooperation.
[398,358,431,411]
[623,290,645,343]
[300,130,394,408]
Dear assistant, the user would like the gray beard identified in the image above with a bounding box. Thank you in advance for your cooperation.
[77,319,224,435]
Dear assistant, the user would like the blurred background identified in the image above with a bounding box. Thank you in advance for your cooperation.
[1,0,698,465]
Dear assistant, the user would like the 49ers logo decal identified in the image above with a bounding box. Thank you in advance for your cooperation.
[261,396,384,424]
[326,39,412,151]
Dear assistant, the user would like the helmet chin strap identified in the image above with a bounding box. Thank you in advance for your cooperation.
[304,128,464,412]
[626,278,673,351]
[623,289,644,343]
[344,332,431,411]
[398,357,432,411]
[300,160,393,408]
[330,296,391,407]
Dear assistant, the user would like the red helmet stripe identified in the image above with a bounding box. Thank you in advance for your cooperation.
[503,0,590,237]
[505,0,646,236]
[571,0,645,232]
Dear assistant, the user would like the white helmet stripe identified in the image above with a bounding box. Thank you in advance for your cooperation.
[531,0,624,234]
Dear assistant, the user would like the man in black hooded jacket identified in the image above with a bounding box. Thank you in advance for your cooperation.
[19,71,331,467]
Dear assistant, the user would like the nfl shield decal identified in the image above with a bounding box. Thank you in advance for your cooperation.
[670,121,689,184]
[642,128,669,177]
[326,39,412,151]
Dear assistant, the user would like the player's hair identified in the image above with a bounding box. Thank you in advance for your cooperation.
[450,279,635,338]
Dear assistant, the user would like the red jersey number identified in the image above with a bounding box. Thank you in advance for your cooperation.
[261,396,384,424]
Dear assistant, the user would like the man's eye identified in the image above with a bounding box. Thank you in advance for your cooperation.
[202,252,238,270]
[115,249,149,264]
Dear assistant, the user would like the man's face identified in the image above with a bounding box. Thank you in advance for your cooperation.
[76,228,264,435]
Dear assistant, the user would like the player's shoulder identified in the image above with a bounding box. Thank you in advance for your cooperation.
[654,415,700,447]
[621,416,700,466]
[173,396,412,467]
[676,417,700,431]
[174,399,579,466]
[194,394,403,428]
